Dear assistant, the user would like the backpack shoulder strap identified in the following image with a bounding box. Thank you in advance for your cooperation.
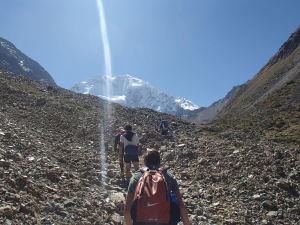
[139,168,148,173]
[135,169,151,199]
[158,168,171,195]
[158,167,169,173]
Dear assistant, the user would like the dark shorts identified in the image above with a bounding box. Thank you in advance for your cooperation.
[124,153,139,163]
[161,129,168,135]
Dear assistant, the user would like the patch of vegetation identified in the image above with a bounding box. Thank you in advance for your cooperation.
[211,43,300,145]
[214,77,300,145]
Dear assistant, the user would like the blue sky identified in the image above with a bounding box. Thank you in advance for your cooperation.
[1,0,299,107]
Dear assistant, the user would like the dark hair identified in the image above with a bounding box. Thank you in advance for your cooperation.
[144,149,160,167]
[124,124,132,131]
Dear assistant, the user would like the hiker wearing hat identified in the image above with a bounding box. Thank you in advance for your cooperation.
[114,127,126,178]
[119,124,140,181]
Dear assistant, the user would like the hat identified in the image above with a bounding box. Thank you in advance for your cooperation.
[119,127,125,134]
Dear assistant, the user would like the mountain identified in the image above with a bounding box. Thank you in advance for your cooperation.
[190,26,300,129]
[211,25,300,144]
[188,85,241,124]
[1,70,299,224]
[70,74,199,116]
[0,37,56,85]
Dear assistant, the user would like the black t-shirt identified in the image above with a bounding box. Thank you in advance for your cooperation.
[114,133,121,149]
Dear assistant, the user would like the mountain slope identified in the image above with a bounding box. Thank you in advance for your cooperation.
[0,37,56,85]
[188,85,241,124]
[70,74,199,116]
[212,25,300,144]
[0,70,299,224]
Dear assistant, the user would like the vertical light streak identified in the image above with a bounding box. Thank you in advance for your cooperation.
[96,0,112,76]
[96,0,114,190]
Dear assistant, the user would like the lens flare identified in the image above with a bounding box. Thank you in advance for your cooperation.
[96,0,114,190]
[96,0,112,76]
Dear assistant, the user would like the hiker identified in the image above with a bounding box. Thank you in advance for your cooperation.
[119,124,140,181]
[124,149,191,225]
[159,120,169,135]
[114,127,126,177]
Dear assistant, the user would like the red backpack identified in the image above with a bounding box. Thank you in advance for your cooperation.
[131,168,171,223]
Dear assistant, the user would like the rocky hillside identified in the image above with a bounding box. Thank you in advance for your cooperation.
[0,70,299,224]
[211,26,300,144]
[190,25,300,130]
[0,37,56,85]
[188,85,241,124]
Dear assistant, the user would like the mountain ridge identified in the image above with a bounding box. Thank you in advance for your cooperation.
[0,37,56,85]
[190,25,300,133]
[211,25,300,144]
[71,74,199,117]
[187,85,241,124]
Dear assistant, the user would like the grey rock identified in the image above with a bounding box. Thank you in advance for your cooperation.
[63,200,76,208]
[0,206,17,217]
[262,200,278,211]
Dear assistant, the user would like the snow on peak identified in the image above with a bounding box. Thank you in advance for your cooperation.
[175,98,199,110]
[19,60,31,72]
[129,78,143,87]
[122,74,146,87]
[112,95,126,101]
[70,74,199,116]
[105,75,116,80]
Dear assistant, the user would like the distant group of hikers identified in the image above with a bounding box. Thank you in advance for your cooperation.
[114,122,191,225]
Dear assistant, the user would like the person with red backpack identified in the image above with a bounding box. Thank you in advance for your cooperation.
[124,149,191,225]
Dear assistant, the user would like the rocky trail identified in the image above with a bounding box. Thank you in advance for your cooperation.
[0,71,299,224]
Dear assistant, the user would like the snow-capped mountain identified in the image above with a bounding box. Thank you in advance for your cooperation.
[71,74,199,116]
[0,37,55,85]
